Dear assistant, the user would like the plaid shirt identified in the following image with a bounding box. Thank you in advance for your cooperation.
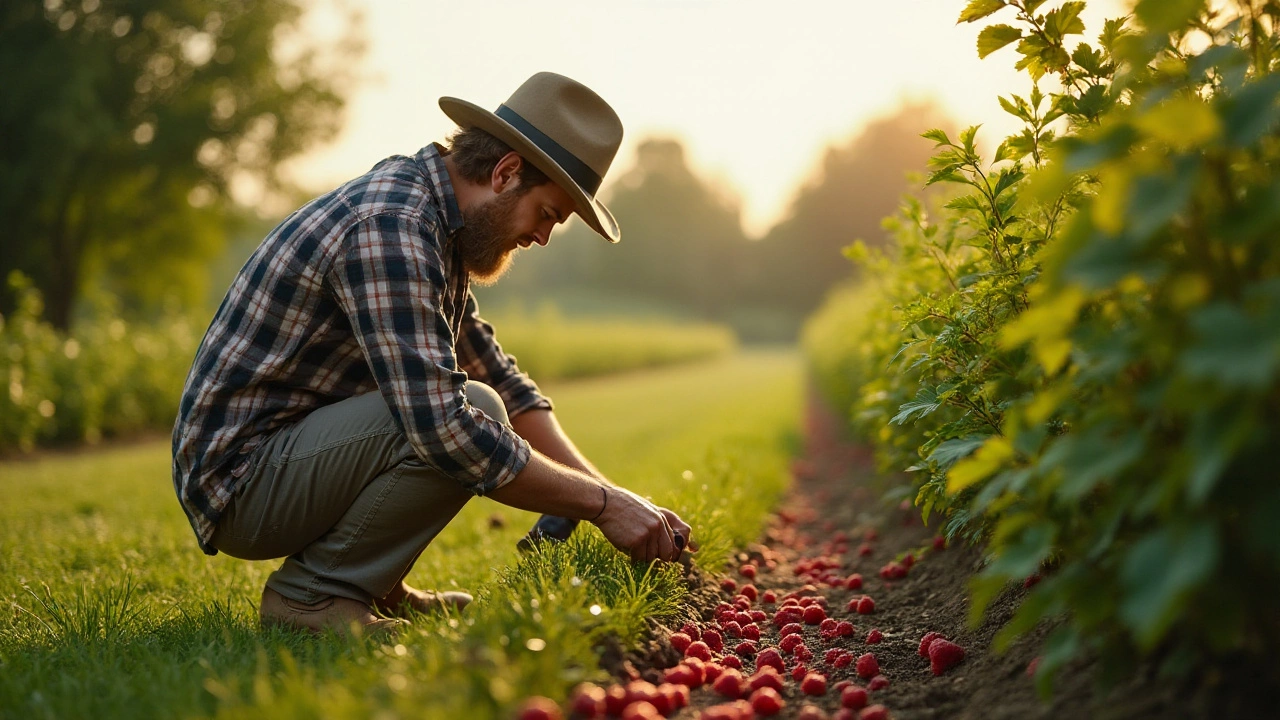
[172,143,552,555]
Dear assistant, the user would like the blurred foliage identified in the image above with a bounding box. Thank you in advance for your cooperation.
[485,107,945,341]
[0,0,362,328]
[805,0,1280,693]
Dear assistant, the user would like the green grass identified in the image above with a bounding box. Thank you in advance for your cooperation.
[0,349,800,720]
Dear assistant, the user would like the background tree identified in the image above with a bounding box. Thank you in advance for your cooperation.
[0,0,361,328]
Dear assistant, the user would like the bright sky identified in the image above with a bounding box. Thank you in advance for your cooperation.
[284,0,1129,238]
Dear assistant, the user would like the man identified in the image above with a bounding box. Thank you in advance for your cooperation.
[171,72,695,636]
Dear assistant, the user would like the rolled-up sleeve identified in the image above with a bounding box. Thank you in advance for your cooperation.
[327,213,531,495]
[455,290,554,419]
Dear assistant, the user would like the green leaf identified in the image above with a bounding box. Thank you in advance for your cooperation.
[992,167,1025,199]
[958,0,1007,23]
[1120,522,1219,650]
[1222,72,1280,148]
[978,24,1024,59]
[1135,0,1206,34]
[1071,43,1109,77]
[926,436,989,471]
[922,128,952,145]
[960,124,982,153]
[890,387,942,425]
[1181,303,1280,388]
[1046,2,1087,38]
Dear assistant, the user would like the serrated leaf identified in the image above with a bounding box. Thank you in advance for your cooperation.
[922,127,952,145]
[947,436,1015,493]
[978,24,1024,59]
[1134,96,1221,148]
[890,387,942,425]
[958,0,1007,23]
[1046,1,1086,38]
[1135,0,1206,34]
[927,436,989,471]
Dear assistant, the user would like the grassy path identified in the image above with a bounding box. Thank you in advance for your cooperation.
[0,349,800,720]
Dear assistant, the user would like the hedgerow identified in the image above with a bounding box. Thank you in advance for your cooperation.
[805,0,1280,691]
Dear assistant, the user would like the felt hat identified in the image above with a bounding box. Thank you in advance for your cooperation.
[439,72,624,243]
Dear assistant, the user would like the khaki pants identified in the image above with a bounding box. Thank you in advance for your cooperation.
[210,381,509,605]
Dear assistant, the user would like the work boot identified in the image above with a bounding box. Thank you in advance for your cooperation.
[259,586,405,638]
[374,581,472,618]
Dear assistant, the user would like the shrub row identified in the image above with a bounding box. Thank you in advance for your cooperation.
[805,0,1280,689]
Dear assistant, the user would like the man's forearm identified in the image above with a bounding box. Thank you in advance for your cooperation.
[510,408,612,485]
[487,450,607,518]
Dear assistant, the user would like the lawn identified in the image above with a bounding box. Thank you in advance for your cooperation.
[0,349,800,720]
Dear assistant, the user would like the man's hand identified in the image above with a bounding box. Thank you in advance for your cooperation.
[592,487,693,564]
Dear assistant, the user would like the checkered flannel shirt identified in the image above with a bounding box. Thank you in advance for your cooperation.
[172,143,552,555]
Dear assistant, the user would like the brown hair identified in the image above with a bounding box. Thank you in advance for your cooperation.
[444,126,551,193]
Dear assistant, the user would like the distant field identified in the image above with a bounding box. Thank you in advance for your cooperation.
[0,349,800,720]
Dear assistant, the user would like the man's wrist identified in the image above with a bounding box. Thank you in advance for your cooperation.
[589,485,609,524]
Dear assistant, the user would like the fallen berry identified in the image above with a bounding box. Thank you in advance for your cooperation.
[929,639,965,676]
[749,687,784,716]
[624,681,660,708]
[902,553,915,568]
[917,632,943,657]
[722,621,742,638]
[833,680,853,692]
[663,664,700,688]
[734,640,758,657]
[736,611,753,625]
[856,596,875,615]
[742,623,761,641]
[740,564,757,579]
[516,696,563,720]
[620,700,662,720]
[722,578,738,592]
[670,632,693,653]
[867,675,890,691]
[569,683,606,718]
[703,629,725,652]
[780,634,804,654]
[834,712,856,720]
[679,623,701,640]
[866,629,883,644]
[701,662,723,683]
[762,590,777,604]
[845,574,864,590]
[712,669,745,698]
[750,610,768,623]
[858,543,873,557]
[878,562,907,580]
[748,667,785,693]
[794,643,814,662]
[824,648,843,665]
[698,702,750,720]
[855,653,879,679]
[860,704,890,720]
[781,622,803,637]
[605,685,629,715]
[840,685,868,710]
[660,683,689,711]
[820,617,838,633]
[834,652,853,669]
[837,621,855,637]
[685,641,712,661]
[791,663,808,681]
[721,655,743,669]
[756,647,785,673]
[797,705,828,720]
[801,672,828,696]
[803,605,828,625]
[932,535,946,551]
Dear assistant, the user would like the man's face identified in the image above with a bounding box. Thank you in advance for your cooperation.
[457,177,576,285]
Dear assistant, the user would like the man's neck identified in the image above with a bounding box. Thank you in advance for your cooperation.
[443,154,481,215]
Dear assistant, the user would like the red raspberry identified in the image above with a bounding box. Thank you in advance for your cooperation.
[685,641,712,661]
[845,574,863,590]
[929,639,965,676]
[762,590,777,604]
[515,696,562,720]
[662,664,698,688]
[619,701,660,720]
[569,683,606,718]
[750,610,768,623]
[797,705,827,720]
[679,623,700,640]
[917,632,942,657]
[712,669,745,699]
[794,643,813,662]
[683,657,707,685]
[819,618,838,633]
[856,596,875,615]
[624,681,660,707]
[780,634,804,653]
[747,667,784,692]
[749,687,784,716]
[742,623,761,641]
[721,655,743,670]
[840,684,868,709]
[801,672,828,696]
[857,543,873,557]
[703,629,724,652]
[740,564,757,579]
[833,680,852,692]
[734,640,758,657]
[803,605,827,625]
[605,685,629,715]
[791,663,808,681]
[756,647,785,673]
[868,674,890,691]
[860,704,890,720]
[722,578,737,592]
[865,629,883,644]
[780,622,803,637]
[824,648,843,665]
[741,584,759,601]
[662,683,690,711]
[932,535,946,551]
[834,710,856,720]
[701,662,724,682]
[837,621,855,637]
[833,652,853,669]
[650,686,676,716]
[902,553,915,568]
[722,621,742,638]
[670,632,693,653]
[855,653,879,679]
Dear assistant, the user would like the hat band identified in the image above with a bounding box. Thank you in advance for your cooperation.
[495,104,602,195]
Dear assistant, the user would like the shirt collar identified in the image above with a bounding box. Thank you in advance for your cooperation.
[415,142,465,236]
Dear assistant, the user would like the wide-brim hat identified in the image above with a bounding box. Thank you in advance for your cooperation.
[440,72,624,243]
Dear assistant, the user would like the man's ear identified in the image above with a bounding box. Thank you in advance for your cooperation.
[491,151,523,193]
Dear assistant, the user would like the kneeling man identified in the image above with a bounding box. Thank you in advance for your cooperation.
[171,72,694,635]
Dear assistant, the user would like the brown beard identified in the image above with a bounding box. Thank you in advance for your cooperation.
[456,190,523,285]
